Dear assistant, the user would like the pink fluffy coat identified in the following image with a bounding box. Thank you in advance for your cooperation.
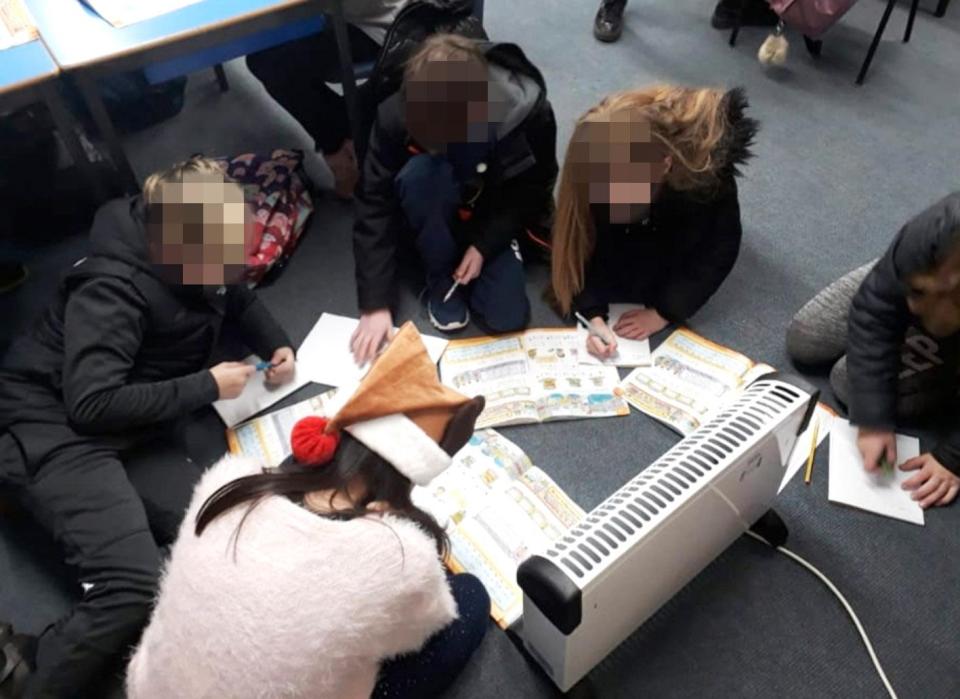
[126,455,457,698]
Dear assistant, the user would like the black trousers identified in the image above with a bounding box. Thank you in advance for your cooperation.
[0,410,225,698]
[245,23,381,155]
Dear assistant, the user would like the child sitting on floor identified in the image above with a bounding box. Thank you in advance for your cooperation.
[350,33,558,362]
[550,85,758,360]
[0,157,296,697]
[787,192,960,509]
[126,324,491,699]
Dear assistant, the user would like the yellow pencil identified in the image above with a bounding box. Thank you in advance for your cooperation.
[803,419,820,484]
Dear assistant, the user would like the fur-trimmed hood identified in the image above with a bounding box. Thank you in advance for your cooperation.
[715,87,759,180]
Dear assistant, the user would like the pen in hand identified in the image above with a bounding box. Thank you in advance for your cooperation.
[574,311,612,347]
[443,279,460,304]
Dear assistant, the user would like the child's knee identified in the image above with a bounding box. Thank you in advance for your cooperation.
[395,155,457,204]
[448,573,491,642]
[482,295,530,333]
[829,356,850,406]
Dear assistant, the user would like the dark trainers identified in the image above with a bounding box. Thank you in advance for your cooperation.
[427,288,470,333]
[593,0,626,43]
[711,0,779,30]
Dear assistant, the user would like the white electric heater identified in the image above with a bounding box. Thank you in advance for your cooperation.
[517,373,818,692]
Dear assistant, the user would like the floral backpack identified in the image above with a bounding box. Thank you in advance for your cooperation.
[213,149,314,286]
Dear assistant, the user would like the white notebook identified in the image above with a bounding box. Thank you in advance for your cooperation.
[828,418,924,526]
[297,313,448,388]
[578,304,652,367]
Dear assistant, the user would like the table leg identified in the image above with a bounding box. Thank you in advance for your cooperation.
[934,0,949,17]
[856,0,896,85]
[903,0,920,42]
[327,0,363,148]
[76,72,139,193]
[214,64,230,92]
[40,82,107,202]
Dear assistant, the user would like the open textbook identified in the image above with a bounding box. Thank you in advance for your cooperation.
[226,400,584,628]
[0,0,37,49]
[413,430,585,628]
[619,328,778,435]
[439,329,629,429]
[226,390,339,467]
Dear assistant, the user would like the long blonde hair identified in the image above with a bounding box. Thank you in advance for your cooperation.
[551,86,731,316]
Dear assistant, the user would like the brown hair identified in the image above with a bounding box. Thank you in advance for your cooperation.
[404,33,488,84]
[550,86,730,315]
[142,155,229,206]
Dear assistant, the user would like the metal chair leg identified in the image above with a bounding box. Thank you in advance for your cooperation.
[728,0,746,47]
[76,73,139,193]
[40,82,108,202]
[934,0,949,17]
[856,0,896,85]
[328,0,362,148]
[903,0,921,42]
[213,64,230,92]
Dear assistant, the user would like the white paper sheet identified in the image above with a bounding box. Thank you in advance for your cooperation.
[578,304,652,367]
[81,0,201,27]
[779,404,834,493]
[297,313,448,388]
[212,356,309,428]
[828,418,924,526]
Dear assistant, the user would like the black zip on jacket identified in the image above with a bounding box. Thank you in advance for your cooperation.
[0,197,291,447]
[353,41,558,312]
[574,88,757,324]
[847,191,960,471]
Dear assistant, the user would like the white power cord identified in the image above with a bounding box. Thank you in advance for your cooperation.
[745,529,899,699]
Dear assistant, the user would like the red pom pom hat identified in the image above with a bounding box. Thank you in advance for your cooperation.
[288,322,472,485]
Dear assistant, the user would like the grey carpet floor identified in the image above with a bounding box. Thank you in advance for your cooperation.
[2,0,960,697]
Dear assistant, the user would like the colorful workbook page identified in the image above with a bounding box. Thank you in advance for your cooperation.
[439,329,629,429]
[828,418,924,526]
[226,390,338,467]
[618,328,774,435]
[412,429,585,628]
[0,0,37,49]
[578,304,652,368]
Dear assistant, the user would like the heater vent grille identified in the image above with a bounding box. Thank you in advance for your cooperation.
[545,379,807,579]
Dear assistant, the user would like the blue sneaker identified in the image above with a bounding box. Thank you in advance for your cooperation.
[427,287,470,332]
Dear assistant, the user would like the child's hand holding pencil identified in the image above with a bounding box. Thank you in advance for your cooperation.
[575,312,618,360]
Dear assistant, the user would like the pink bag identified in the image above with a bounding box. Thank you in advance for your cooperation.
[768,0,859,38]
[212,149,314,287]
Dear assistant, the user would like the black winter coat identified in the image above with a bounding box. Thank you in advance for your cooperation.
[0,197,291,454]
[574,88,757,323]
[847,192,960,471]
[353,41,558,311]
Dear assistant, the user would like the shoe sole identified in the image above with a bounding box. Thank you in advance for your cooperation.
[593,25,623,42]
[429,305,470,332]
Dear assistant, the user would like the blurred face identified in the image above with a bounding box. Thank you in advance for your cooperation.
[572,115,670,225]
[906,241,960,337]
[147,177,254,286]
[404,58,499,151]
